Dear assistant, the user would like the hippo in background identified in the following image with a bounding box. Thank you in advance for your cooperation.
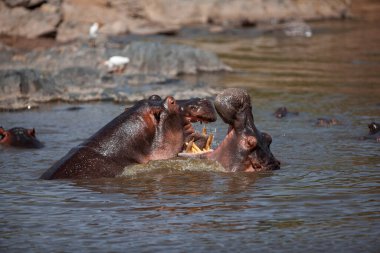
[41,95,216,180]
[181,88,280,172]
[0,127,43,149]
[273,106,299,118]
[316,118,342,127]
[365,122,380,142]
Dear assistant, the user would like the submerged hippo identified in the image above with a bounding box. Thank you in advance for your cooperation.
[316,118,341,127]
[274,107,299,118]
[365,122,380,142]
[41,95,216,179]
[0,127,43,148]
[183,88,280,172]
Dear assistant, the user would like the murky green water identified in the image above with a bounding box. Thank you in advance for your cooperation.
[1,18,380,252]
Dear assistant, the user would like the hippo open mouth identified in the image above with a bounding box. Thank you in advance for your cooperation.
[175,98,217,151]
[211,88,280,172]
[180,88,280,172]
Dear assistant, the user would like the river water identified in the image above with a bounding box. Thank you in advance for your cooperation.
[1,16,380,253]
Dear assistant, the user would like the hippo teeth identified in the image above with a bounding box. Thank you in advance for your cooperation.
[184,128,214,154]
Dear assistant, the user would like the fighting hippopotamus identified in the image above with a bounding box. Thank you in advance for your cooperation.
[0,127,43,148]
[40,95,216,179]
[183,88,280,172]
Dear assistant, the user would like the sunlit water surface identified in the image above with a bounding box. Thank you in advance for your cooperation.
[1,18,380,252]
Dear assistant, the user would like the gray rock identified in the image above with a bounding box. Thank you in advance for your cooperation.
[0,40,230,110]
[6,41,230,77]
[0,2,61,38]
[120,41,232,77]
[3,0,31,8]
[0,0,350,40]
[54,67,100,88]
[0,69,59,96]
[0,69,62,110]
[56,0,350,41]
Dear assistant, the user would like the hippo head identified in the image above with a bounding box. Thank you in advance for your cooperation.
[146,95,217,153]
[134,95,217,161]
[368,122,380,135]
[126,95,184,161]
[274,107,288,118]
[207,88,280,172]
[0,127,43,149]
[177,98,217,148]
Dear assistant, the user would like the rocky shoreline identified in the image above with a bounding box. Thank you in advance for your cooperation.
[0,40,230,110]
[0,0,351,41]
[0,0,353,110]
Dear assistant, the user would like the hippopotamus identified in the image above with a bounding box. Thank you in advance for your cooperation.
[182,88,280,172]
[274,107,299,118]
[40,95,216,179]
[316,118,341,127]
[0,127,43,148]
[364,122,380,142]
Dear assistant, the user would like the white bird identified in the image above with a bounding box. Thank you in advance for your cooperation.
[104,56,130,73]
[89,22,99,39]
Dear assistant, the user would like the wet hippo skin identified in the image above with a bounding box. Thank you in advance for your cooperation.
[366,122,380,142]
[0,127,43,149]
[202,88,280,172]
[274,107,299,118]
[41,96,216,179]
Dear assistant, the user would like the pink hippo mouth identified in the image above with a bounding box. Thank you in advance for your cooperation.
[184,88,281,173]
[177,98,217,153]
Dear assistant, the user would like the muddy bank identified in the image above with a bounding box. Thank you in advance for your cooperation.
[0,40,229,110]
[0,0,351,41]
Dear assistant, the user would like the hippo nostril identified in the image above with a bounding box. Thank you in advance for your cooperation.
[262,132,272,145]
[272,159,281,169]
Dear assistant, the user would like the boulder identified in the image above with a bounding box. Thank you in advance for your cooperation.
[0,41,230,110]
[119,41,232,77]
[0,2,61,38]
[0,69,62,110]
[0,0,351,40]
[56,0,129,42]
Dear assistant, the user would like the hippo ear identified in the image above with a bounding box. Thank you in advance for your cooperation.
[163,96,177,111]
[28,128,36,137]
